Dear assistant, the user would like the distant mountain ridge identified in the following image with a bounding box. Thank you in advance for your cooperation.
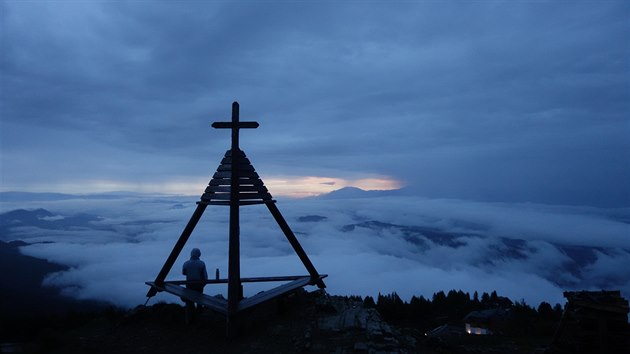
[0,191,78,201]
[0,208,110,239]
[318,186,406,199]
[0,191,154,202]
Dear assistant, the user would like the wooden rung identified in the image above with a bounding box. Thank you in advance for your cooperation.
[217,164,255,172]
[208,178,264,187]
[212,171,260,179]
[205,193,271,201]
[221,157,251,165]
[212,171,230,179]
[240,193,272,200]
[205,185,269,193]
[207,179,231,186]
[164,279,230,285]
[240,200,272,205]
[200,200,270,206]
[237,177,264,183]
[145,282,228,315]
[225,150,246,158]
[204,193,230,200]
[201,192,271,200]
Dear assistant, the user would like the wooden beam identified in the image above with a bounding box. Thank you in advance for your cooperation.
[217,164,256,172]
[208,192,271,201]
[213,171,260,179]
[265,201,326,289]
[211,121,259,129]
[221,157,251,165]
[199,200,270,206]
[225,149,246,158]
[205,185,268,193]
[163,275,327,285]
[237,276,327,312]
[227,103,242,338]
[208,178,264,186]
[146,203,208,298]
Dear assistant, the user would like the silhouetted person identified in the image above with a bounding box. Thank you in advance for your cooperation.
[182,247,208,324]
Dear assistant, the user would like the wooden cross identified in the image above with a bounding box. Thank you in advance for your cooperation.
[210,101,259,322]
[211,101,259,152]
[146,101,326,338]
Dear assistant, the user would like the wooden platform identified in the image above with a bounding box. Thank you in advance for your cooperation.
[146,282,228,315]
[146,274,327,315]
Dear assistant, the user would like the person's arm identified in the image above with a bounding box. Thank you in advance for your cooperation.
[202,263,208,280]
[182,261,187,276]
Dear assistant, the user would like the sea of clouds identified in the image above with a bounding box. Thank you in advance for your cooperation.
[1,193,629,309]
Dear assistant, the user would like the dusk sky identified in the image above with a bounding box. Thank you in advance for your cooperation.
[2,1,629,207]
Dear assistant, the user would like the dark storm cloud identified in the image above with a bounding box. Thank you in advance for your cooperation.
[1,1,629,206]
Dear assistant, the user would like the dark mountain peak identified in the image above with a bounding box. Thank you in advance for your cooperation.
[0,208,54,222]
[0,208,110,237]
[320,187,405,199]
[0,192,76,202]
[7,240,30,247]
[297,215,328,222]
[328,186,366,196]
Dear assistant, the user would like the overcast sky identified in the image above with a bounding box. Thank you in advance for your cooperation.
[1,1,629,206]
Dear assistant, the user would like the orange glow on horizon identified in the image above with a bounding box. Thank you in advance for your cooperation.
[264,176,403,198]
[8,176,402,198]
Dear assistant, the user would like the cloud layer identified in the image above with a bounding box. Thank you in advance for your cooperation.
[3,193,628,309]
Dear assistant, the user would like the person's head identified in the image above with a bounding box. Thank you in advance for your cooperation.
[190,248,201,260]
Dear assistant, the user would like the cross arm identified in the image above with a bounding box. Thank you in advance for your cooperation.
[212,122,259,129]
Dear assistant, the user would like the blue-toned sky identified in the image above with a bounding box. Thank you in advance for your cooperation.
[1,1,629,206]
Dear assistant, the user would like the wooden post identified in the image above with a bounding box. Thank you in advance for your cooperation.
[146,203,208,297]
[266,201,326,289]
[210,101,259,337]
[227,102,241,337]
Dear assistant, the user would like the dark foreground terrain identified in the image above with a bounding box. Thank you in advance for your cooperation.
[3,236,627,353]
[1,289,562,354]
[0,238,558,353]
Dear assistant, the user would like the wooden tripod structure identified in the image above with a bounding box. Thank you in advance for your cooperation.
[145,102,326,337]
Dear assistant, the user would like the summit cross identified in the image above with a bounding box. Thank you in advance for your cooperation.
[210,100,259,325]
[211,101,259,152]
[145,101,327,338]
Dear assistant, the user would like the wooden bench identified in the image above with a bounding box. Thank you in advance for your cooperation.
[146,281,228,314]
[146,274,327,315]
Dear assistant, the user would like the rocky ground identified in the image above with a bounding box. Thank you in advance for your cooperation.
[3,289,550,354]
